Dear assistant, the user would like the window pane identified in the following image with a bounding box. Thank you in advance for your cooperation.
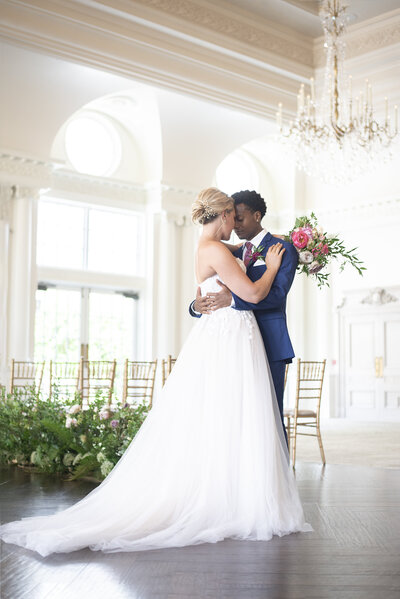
[37,200,85,269]
[35,288,81,362]
[89,291,137,398]
[87,208,143,275]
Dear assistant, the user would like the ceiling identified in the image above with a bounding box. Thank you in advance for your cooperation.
[225,0,400,38]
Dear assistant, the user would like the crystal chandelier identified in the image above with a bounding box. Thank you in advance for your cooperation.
[276,0,399,184]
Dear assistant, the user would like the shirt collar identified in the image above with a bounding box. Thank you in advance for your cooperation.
[249,229,267,248]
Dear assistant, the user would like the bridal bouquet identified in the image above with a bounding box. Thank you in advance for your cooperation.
[285,213,365,287]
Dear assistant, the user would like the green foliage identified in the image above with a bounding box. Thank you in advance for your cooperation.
[0,387,149,481]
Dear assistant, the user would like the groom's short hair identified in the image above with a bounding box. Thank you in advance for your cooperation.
[231,190,267,218]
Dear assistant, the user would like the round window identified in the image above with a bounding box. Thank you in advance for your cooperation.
[65,114,121,177]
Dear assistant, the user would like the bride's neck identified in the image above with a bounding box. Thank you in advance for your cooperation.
[200,223,223,242]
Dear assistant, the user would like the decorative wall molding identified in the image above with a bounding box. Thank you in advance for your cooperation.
[337,286,400,313]
[0,184,14,222]
[0,152,148,206]
[0,0,312,120]
[309,195,400,220]
[130,0,313,65]
[361,288,398,306]
[1,2,398,119]
[314,8,400,67]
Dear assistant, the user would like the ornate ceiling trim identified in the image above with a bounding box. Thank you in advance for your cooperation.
[123,0,313,65]
[0,0,313,119]
[314,8,400,67]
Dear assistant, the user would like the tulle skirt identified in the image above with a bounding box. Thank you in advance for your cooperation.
[0,307,311,556]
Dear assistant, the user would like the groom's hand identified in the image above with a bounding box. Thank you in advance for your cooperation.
[206,280,232,310]
[193,286,213,314]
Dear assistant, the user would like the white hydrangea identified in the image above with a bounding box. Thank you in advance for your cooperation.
[100,460,114,477]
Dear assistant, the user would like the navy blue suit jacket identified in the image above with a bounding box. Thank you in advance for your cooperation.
[231,232,298,363]
[189,232,298,364]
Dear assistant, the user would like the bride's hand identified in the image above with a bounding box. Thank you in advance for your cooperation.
[265,243,285,271]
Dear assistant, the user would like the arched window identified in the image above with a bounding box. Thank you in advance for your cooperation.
[215,149,259,195]
[64,113,122,177]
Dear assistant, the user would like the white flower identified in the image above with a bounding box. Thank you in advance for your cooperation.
[79,434,87,444]
[73,453,82,466]
[309,260,324,274]
[97,451,105,463]
[68,404,81,415]
[65,417,78,428]
[100,460,114,477]
[299,250,313,264]
[63,452,75,467]
[99,405,112,420]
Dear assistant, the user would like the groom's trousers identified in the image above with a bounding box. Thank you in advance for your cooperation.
[268,359,288,445]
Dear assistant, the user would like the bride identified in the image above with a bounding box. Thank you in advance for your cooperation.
[0,187,311,556]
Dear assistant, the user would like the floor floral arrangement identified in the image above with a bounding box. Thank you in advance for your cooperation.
[0,388,149,481]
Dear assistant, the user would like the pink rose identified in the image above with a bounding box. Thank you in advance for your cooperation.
[291,230,309,250]
[303,226,313,239]
[313,242,329,256]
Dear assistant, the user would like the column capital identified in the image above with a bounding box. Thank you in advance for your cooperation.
[14,185,40,201]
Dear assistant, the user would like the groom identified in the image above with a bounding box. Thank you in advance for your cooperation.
[189,190,298,435]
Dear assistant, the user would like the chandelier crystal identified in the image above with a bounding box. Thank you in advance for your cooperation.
[276,0,399,184]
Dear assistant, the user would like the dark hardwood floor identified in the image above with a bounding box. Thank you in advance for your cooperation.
[1,463,399,599]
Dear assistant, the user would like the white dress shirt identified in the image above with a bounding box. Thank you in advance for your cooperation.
[241,229,267,261]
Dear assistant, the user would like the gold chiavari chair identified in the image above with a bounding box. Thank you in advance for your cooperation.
[161,355,176,387]
[123,360,158,408]
[49,360,81,399]
[10,359,45,395]
[284,362,289,391]
[79,359,116,406]
[284,359,327,467]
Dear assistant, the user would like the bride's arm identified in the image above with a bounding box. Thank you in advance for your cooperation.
[206,242,284,303]
[222,241,242,253]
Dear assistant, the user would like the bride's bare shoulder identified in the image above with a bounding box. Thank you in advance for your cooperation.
[198,240,231,254]
[198,241,234,264]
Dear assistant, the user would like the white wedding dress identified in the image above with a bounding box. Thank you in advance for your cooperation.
[0,263,311,556]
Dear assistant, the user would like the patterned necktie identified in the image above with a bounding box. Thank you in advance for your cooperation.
[243,241,253,267]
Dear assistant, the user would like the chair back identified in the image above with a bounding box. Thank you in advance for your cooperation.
[10,360,45,395]
[79,359,116,406]
[295,359,326,417]
[123,360,157,408]
[161,355,176,387]
[49,361,81,399]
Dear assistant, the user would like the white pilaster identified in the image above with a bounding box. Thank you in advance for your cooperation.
[0,185,12,385]
[7,186,39,365]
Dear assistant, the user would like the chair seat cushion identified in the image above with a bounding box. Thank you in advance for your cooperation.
[283,409,317,418]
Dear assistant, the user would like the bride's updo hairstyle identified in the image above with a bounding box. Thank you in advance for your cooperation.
[192,187,234,225]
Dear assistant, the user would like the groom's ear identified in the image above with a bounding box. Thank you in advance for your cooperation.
[254,210,262,223]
